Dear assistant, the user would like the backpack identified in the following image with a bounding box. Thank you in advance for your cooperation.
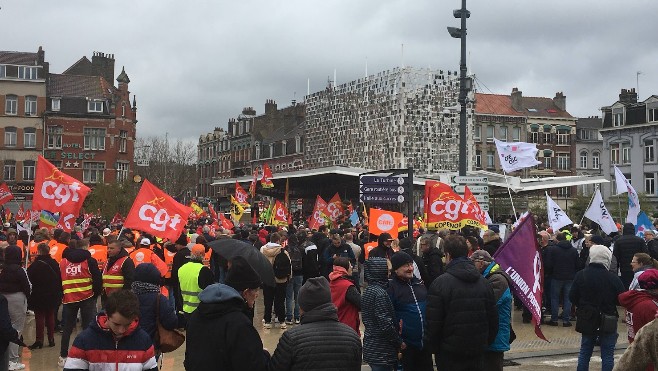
[288,245,303,272]
[273,250,291,279]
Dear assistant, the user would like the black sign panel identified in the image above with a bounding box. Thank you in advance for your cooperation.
[359,194,405,204]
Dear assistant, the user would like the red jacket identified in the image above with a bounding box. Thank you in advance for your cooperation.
[619,289,658,342]
[329,267,360,335]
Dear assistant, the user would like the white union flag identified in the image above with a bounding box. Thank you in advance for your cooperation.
[583,189,618,235]
[493,139,542,173]
[546,192,573,231]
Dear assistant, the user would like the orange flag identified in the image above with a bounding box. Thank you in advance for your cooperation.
[369,208,403,238]
[235,181,250,206]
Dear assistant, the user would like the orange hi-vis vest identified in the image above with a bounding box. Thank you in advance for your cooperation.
[50,242,67,264]
[60,258,94,304]
[89,245,108,272]
[102,256,129,296]
[28,241,39,266]
[130,248,154,267]
[202,249,212,268]
[164,250,176,279]
[48,239,57,248]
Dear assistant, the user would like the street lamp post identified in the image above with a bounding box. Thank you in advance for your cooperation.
[448,0,471,176]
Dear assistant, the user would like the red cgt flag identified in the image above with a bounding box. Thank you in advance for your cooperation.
[111,212,124,225]
[16,202,25,221]
[33,156,91,216]
[260,163,274,188]
[0,183,14,206]
[235,181,250,206]
[219,212,234,230]
[123,179,192,241]
[326,193,344,223]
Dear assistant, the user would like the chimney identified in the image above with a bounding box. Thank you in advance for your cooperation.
[265,99,277,115]
[619,88,638,104]
[242,107,256,116]
[553,92,566,111]
[511,88,523,111]
[91,51,115,84]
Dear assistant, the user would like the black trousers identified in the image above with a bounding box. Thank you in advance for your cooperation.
[483,351,504,371]
[401,345,433,371]
[263,282,287,323]
[435,351,484,371]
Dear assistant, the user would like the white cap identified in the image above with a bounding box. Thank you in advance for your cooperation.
[102,228,111,237]
[3,223,10,228]
[140,238,151,246]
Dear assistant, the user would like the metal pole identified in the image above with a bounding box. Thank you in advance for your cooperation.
[407,166,414,237]
[458,0,468,176]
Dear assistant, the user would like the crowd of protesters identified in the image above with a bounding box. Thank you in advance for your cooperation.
[0,211,656,370]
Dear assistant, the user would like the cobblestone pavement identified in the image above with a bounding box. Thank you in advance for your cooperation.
[17,294,629,370]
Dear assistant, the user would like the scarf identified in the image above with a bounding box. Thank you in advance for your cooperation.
[131,281,161,295]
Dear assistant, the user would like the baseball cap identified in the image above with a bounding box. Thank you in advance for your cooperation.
[191,244,206,256]
[140,238,151,246]
[3,223,10,228]
[470,250,493,262]
[102,228,111,237]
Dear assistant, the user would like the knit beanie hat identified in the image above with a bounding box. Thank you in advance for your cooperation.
[589,244,612,270]
[298,277,331,312]
[134,263,162,285]
[225,256,261,292]
[638,269,658,290]
[390,251,413,271]
[399,238,414,251]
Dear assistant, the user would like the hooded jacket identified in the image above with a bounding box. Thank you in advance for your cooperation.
[131,264,178,346]
[362,258,401,366]
[267,302,362,371]
[64,313,158,371]
[387,273,427,349]
[261,242,291,283]
[614,223,648,277]
[618,289,658,342]
[329,266,361,334]
[0,246,31,297]
[27,254,61,310]
[185,284,269,371]
[483,262,512,352]
[422,246,444,288]
[424,256,498,356]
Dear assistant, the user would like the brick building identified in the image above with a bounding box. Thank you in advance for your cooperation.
[0,48,48,207]
[197,127,229,200]
[474,88,576,199]
[43,52,137,185]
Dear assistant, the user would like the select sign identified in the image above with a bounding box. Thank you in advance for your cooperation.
[452,176,488,184]
[359,185,406,195]
[359,194,405,204]
[474,194,489,203]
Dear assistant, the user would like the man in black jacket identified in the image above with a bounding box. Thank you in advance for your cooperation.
[614,222,648,289]
[268,277,362,371]
[185,257,269,371]
[424,235,498,371]
[420,234,444,288]
[544,232,579,327]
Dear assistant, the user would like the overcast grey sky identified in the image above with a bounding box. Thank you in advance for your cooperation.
[3,0,657,142]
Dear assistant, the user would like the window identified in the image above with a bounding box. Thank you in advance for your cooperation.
[512,127,521,141]
[281,140,287,155]
[580,151,588,168]
[612,110,623,127]
[542,127,552,143]
[88,100,103,113]
[650,108,658,122]
[295,136,301,153]
[645,139,655,163]
[269,144,274,158]
[486,125,494,142]
[25,95,37,116]
[556,129,570,145]
[475,150,482,169]
[24,128,36,148]
[52,98,60,112]
[486,151,495,169]
[543,156,552,169]
[22,160,35,181]
[530,130,539,143]
[83,162,105,183]
[622,142,631,164]
[119,130,127,153]
[0,65,5,78]
[5,95,17,115]
[47,126,63,149]
[498,126,507,141]
[646,173,655,196]
[557,153,570,170]
[592,152,600,169]
[3,161,15,181]
[611,143,620,164]
[579,129,591,140]
[121,104,126,117]
[4,127,16,147]
[255,142,261,160]
[84,128,106,150]
[18,66,39,80]
[557,187,571,197]
[239,122,244,135]
[474,125,481,142]
[116,162,129,182]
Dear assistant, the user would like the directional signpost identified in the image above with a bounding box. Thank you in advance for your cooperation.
[452,175,489,213]
[359,175,409,204]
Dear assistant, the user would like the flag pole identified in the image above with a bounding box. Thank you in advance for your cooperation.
[616,193,623,225]
[579,185,598,226]
[24,217,33,267]
[502,171,518,222]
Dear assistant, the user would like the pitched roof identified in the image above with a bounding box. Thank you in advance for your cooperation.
[576,117,602,129]
[475,93,573,118]
[262,121,305,145]
[62,56,91,75]
[48,74,115,99]
[0,51,38,65]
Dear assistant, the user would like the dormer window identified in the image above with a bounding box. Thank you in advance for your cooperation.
[281,140,287,155]
[295,135,301,153]
[269,144,274,158]
[52,98,61,112]
[88,100,103,113]
[18,66,39,80]
[612,108,623,127]
[649,106,658,122]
